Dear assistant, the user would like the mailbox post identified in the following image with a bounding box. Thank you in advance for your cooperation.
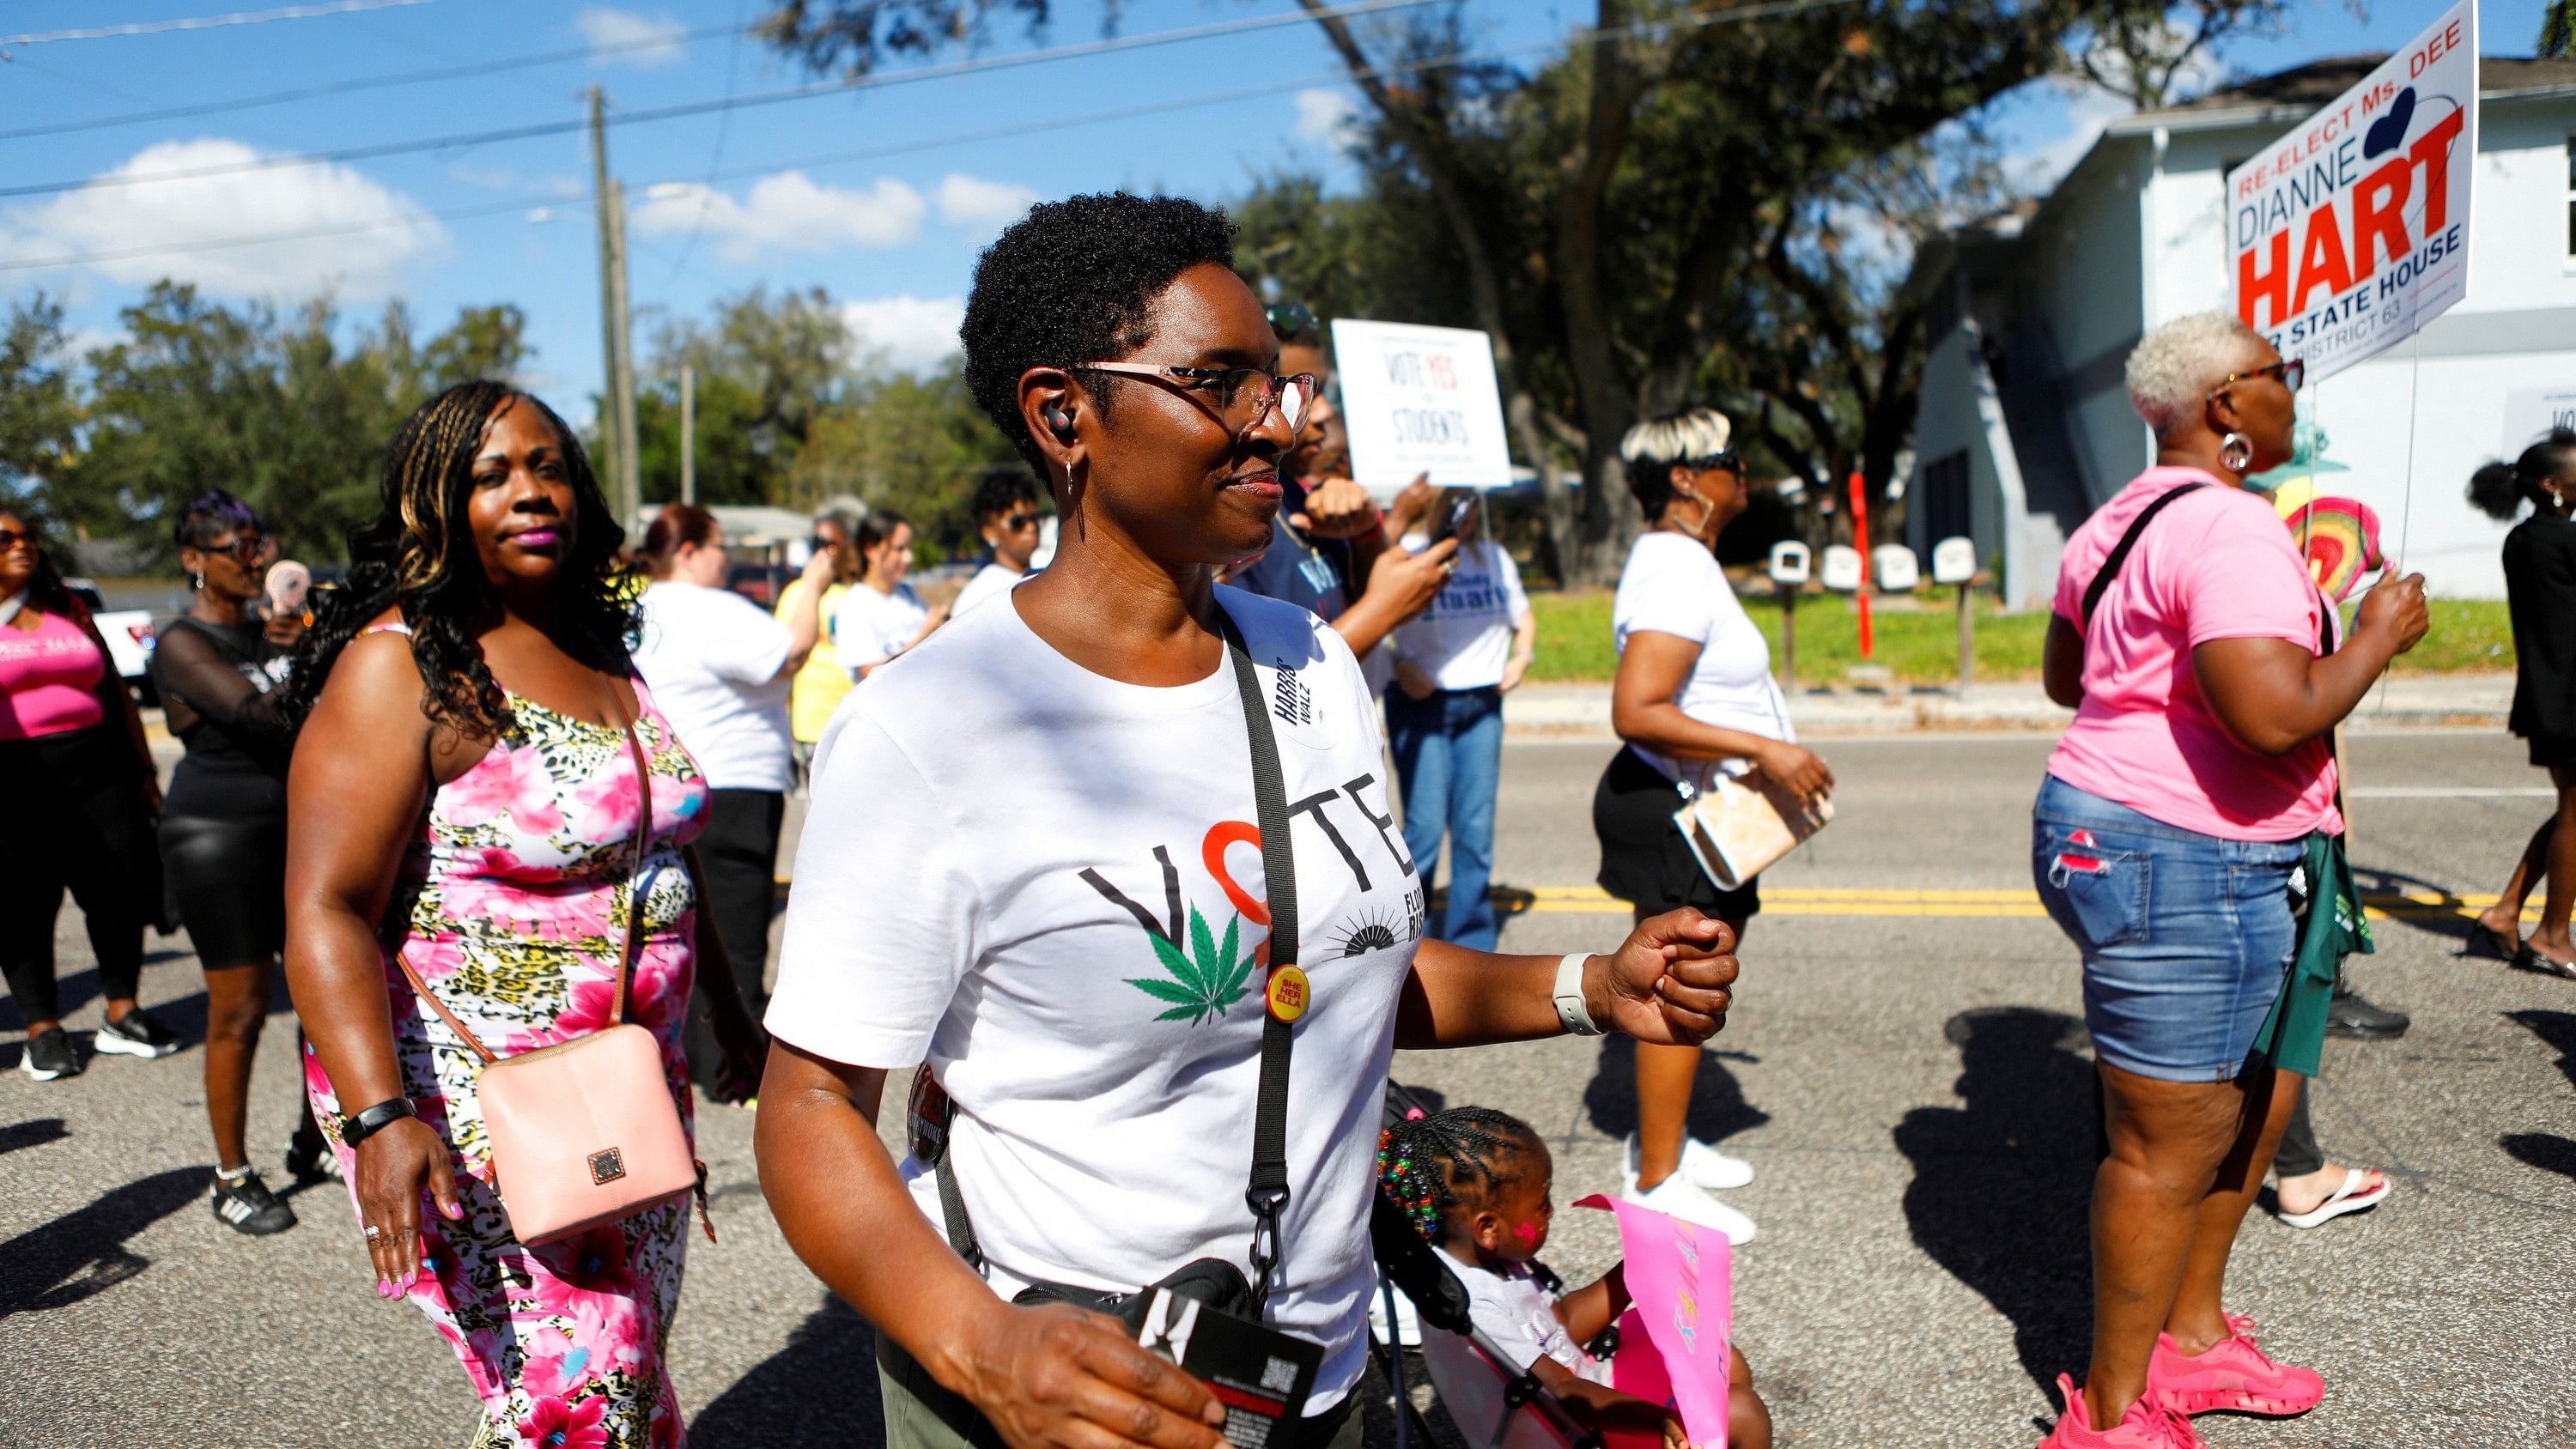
[1768,541,1811,693]
[1931,537,1978,689]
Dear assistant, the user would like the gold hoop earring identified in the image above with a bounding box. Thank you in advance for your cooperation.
[2219,432,2254,473]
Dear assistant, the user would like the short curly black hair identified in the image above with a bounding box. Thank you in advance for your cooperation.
[961,192,1240,470]
[969,464,1041,525]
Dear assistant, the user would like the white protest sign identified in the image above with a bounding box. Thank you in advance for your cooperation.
[1328,319,1516,493]
[2502,385,2576,456]
[2227,0,2476,385]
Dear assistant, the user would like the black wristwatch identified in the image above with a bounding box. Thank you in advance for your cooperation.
[338,1097,417,1146]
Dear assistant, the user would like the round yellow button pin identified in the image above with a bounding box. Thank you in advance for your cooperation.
[1265,966,1310,1024]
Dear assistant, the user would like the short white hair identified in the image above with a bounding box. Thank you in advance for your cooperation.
[2125,312,2269,439]
[1618,407,1733,467]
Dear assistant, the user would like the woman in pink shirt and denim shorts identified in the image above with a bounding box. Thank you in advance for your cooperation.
[2026,315,2428,1449]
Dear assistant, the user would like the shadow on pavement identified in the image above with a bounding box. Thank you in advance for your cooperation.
[0,1167,201,1319]
[1893,1007,2095,1400]
[0,1117,70,1157]
[2509,1009,2576,1092]
[2500,1132,2576,1182]
[1579,1036,1769,1145]
[690,1293,884,1447]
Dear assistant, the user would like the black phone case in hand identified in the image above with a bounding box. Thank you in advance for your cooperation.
[1123,1285,1323,1449]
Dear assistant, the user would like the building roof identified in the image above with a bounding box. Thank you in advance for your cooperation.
[2107,54,2576,136]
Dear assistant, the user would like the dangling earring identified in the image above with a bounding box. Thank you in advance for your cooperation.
[2219,432,2254,474]
[189,570,204,591]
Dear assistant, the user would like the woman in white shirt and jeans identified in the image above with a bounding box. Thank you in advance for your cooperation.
[751,192,1742,1449]
[633,503,831,1096]
[1594,408,1833,1245]
[1388,491,1534,950]
[832,509,947,679]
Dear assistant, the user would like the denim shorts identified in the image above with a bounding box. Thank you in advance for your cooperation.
[2031,775,2301,1083]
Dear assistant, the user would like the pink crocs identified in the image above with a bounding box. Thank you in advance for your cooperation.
[2148,1315,2324,1417]
[2037,1373,2204,1449]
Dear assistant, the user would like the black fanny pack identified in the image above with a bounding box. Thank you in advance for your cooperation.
[907,609,1303,1325]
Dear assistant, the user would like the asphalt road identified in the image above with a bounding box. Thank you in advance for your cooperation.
[4,731,2573,1447]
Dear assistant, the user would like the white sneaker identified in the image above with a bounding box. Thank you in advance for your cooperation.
[1367,1277,1422,1344]
[1622,1172,1757,1244]
[1622,1132,1753,1191]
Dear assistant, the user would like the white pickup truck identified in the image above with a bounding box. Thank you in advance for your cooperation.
[68,579,160,704]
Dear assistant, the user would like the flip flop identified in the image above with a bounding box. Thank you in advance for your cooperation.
[2466,922,2520,961]
[2277,1167,2391,1229]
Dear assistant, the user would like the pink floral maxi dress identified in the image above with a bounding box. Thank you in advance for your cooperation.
[305,674,709,1449]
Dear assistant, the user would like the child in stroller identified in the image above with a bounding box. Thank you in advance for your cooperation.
[1379,1106,1771,1449]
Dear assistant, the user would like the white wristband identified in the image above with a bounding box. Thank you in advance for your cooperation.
[1553,953,1601,1037]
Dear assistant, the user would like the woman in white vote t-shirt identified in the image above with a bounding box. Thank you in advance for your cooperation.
[831,509,947,679]
[632,502,833,1096]
[1387,491,1535,952]
[1592,408,1835,1246]
[753,193,1741,1449]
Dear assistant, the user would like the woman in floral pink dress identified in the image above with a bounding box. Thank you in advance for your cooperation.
[283,381,766,1447]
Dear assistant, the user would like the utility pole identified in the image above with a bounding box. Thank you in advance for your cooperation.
[679,364,696,504]
[589,86,641,530]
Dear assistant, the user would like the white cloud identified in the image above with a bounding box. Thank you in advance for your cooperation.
[1292,88,1362,149]
[577,7,687,67]
[448,163,582,199]
[934,173,1038,233]
[841,294,963,376]
[630,173,925,260]
[0,139,446,298]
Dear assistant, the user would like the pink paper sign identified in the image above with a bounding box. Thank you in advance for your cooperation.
[1575,1193,1732,1448]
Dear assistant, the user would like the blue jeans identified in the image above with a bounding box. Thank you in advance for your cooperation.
[2031,775,2302,1083]
[1388,687,1504,950]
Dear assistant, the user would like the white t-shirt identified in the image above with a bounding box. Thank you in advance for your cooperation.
[769,588,1425,1410]
[1440,1249,1613,1386]
[1392,538,1529,692]
[832,580,931,676]
[631,581,793,792]
[950,562,1025,618]
[1611,531,1794,785]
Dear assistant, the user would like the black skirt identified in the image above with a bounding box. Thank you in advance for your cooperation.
[1591,745,1762,919]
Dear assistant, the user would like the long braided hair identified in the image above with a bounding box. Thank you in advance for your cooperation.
[283,381,635,737]
[1377,1106,1544,1243]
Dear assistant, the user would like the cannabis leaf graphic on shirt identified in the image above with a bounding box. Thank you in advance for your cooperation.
[1125,906,1258,1025]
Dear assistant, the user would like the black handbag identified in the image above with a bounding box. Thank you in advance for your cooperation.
[910,608,1304,1324]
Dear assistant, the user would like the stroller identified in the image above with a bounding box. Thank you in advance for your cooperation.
[1366,1082,1620,1449]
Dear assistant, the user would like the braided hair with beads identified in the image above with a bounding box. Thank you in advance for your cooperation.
[1376,1106,1543,1242]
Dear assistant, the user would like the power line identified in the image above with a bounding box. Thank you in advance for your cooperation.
[0,20,751,142]
[0,0,1445,202]
[0,0,1867,275]
[0,0,432,48]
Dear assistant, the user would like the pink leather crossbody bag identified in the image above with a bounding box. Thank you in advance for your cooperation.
[394,683,698,1246]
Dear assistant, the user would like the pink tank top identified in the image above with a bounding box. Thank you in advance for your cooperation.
[0,609,106,741]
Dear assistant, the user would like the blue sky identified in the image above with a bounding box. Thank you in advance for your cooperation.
[1,0,2549,423]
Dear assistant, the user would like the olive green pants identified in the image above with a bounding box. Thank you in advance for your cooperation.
[876,1337,1362,1449]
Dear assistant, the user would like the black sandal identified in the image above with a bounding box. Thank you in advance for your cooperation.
[2467,921,2520,961]
[2516,944,2576,980]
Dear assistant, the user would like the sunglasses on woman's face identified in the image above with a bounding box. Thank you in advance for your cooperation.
[204,534,270,564]
[2210,358,2304,397]
[0,527,37,552]
[998,511,1041,533]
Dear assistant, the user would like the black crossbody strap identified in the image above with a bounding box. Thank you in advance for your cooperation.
[1216,608,1297,1318]
[2080,483,2207,631]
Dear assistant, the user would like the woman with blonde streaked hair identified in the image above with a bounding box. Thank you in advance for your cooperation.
[1592,405,1832,1246]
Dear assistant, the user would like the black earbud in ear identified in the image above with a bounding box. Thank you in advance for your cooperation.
[1044,406,1076,442]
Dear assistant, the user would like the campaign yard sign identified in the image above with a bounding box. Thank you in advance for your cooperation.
[2227,0,2477,384]
[1329,319,1516,494]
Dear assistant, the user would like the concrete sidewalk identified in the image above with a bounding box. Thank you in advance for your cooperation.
[1505,672,2514,737]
